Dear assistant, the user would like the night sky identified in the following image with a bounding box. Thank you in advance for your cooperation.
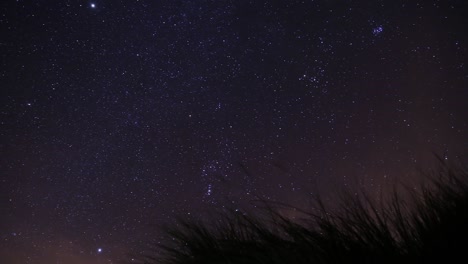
[1,0,467,263]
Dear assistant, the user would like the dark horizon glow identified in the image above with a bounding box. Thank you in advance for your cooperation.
[1,1,467,263]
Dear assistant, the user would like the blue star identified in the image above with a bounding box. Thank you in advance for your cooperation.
[373,26,383,36]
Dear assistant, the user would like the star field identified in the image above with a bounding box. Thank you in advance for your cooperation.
[1,1,467,263]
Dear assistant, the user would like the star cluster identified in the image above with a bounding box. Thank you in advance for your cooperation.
[1,1,467,263]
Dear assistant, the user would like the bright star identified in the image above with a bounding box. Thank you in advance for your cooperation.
[97,248,102,253]
[373,26,383,36]
[90,3,96,8]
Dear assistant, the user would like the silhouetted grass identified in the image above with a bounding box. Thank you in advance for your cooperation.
[133,161,468,263]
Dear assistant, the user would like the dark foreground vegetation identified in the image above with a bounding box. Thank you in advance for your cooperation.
[132,161,468,264]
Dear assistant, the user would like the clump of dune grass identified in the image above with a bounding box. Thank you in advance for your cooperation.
[132,161,468,264]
